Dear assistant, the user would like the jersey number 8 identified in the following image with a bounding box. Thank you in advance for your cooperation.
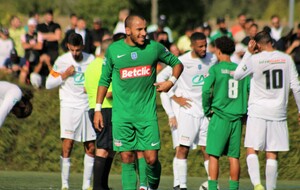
[228,79,238,99]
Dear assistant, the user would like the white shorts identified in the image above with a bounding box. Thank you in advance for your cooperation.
[60,107,96,142]
[177,110,208,147]
[244,116,289,151]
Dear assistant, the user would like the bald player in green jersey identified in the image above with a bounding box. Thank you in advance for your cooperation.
[202,36,249,190]
[94,15,183,190]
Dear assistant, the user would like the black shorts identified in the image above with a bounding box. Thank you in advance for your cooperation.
[88,108,113,150]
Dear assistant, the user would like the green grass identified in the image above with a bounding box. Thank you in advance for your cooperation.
[0,171,299,190]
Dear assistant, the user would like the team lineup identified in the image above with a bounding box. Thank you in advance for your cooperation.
[1,13,300,190]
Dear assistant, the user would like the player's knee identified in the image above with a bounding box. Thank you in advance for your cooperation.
[145,156,158,165]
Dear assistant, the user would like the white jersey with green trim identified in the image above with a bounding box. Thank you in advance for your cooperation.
[0,81,22,127]
[169,51,217,117]
[46,52,95,110]
[234,50,300,120]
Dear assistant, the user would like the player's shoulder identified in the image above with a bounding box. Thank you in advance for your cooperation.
[83,52,95,61]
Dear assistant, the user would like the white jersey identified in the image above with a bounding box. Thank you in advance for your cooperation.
[169,51,217,117]
[234,50,300,120]
[157,66,179,118]
[0,81,22,127]
[46,52,95,110]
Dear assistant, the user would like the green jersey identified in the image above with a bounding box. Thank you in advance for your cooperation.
[202,61,249,121]
[99,39,180,122]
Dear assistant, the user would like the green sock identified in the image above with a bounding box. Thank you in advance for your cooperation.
[208,180,218,190]
[122,163,137,190]
[229,180,239,190]
[146,160,161,189]
[137,157,147,187]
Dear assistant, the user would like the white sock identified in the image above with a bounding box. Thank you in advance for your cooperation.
[82,154,94,189]
[173,157,180,187]
[60,156,71,188]
[204,160,209,179]
[266,159,278,190]
[247,154,261,186]
[177,158,187,188]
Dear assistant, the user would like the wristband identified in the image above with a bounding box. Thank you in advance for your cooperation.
[168,76,177,84]
[94,103,102,112]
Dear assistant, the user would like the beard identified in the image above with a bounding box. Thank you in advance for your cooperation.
[73,54,83,62]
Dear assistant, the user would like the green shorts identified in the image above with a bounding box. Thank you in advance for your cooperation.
[112,120,160,152]
[206,114,242,158]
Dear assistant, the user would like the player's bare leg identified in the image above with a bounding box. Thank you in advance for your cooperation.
[61,138,74,189]
[82,141,95,190]
[229,157,240,190]
[208,155,219,190]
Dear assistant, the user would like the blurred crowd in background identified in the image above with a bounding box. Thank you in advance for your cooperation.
[1,8,300,88]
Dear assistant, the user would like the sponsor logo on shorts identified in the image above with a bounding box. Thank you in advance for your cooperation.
[64,129,75,135]
[180,135,190,143]
[120,65,151,79]
[114,139,122,147]
[151,142,160,146]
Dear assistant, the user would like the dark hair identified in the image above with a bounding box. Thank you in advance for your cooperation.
[69,13,77,18]
[245,18,254,24]
[45,9,53,15]
[297,23,300,29]
[190,32,206,42]
[254,31,272,45]
[250,23,259,29]
[68,33,83,46]
[237,13,246,18]
[113,33,126,42]
[271,14,279,20]
[215,36,235,55]
[125,15,145,28]
[13,89,33,118]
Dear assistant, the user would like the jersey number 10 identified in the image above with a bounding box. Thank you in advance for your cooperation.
[263,69,283,89]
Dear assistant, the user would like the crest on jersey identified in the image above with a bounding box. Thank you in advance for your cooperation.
[131,52,138,60]
[198,64,202,70]
[242,65,247,71]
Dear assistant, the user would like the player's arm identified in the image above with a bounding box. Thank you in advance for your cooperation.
[202,67,215,117]
[155,63,183,92]
[45,59,75,89]
[234,40,256,80]
[42,27,62,42]
[94,50,113,131]
[155,43,183,92]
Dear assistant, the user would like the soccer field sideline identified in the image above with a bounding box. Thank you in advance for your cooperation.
[0,171,299,190]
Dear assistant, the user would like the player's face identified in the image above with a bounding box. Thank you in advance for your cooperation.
[191,39,207,58]
[126,17,147,46]
[68,44,83,61]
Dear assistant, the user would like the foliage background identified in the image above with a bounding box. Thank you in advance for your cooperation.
[0,0,299,180]
[0,73,299,180]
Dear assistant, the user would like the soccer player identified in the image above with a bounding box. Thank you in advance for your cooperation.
[93,15,183,190]
[167,32,217,190]
[84,38,114,190]
[234,31,300,190]
[202,36,249,190]
[0,81,33,127]
[45,33,96,190]
[157,65,181,190]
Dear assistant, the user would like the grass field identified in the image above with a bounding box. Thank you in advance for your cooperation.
[0,171,299,190]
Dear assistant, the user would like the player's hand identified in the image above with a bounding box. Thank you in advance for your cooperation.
[248,40,257,54]
[172,96,192,108]
[61,65,75,80]
[168,116,177,129]
[154,80,173,92]
[93,111,104,132]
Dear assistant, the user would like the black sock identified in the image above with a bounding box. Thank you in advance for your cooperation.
[101,156,114,189]
[93,156,107,190]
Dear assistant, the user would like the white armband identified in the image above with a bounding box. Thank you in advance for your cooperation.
[94,103,102,112]
[168,76,177,84]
